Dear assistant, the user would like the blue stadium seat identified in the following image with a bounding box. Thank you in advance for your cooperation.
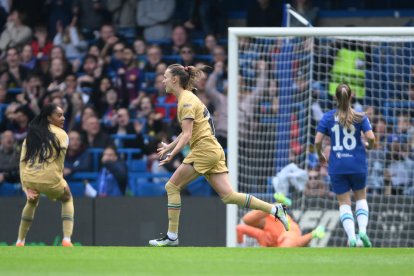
[128,159,147,172]
[68,182,86,197]
[186,177,212,196]
[0,182,22,196]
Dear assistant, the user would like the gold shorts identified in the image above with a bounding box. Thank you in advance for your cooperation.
[22,178,68,200]
[183,138,228,175]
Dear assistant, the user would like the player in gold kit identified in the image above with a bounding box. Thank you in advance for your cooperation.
[16,104,74,247]
[149,64,289,246]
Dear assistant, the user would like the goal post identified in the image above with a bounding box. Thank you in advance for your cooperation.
[227,27,414,247]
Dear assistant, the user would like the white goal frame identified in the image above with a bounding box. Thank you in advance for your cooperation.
[226,27,414,247]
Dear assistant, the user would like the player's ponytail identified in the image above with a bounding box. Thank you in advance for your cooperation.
[23,103,62,164]
[335,83,364,129]
[168,64,211,92]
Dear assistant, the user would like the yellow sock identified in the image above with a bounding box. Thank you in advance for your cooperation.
[18,200,39,241]
[222,192,272,213]
[165,181,181,234]
[61,198,74,239]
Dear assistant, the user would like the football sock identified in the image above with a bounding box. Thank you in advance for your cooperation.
[18,200,39,241]
[166,181,181,234]
[167,232,178,240]
[355,199,369,234]
[221,192,273,214]
[61,197,74,239]
[339,204,356,240]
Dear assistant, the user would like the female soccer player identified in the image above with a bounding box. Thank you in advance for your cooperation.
[16,103,74,247]
[315,83,375,247]
[149,64,289,246]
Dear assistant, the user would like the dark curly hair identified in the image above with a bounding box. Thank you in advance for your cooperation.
[22,103,63,164]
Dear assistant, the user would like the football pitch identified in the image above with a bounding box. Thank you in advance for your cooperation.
[1,247,413,275]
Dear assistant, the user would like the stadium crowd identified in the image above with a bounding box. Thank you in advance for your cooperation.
[0,0,413,197]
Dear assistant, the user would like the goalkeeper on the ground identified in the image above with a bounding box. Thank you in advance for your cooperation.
[236,193,325,247]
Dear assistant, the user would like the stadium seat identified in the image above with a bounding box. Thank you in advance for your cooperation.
[186,177,212,196]
[0,182,22,196]
[128,159,147,172]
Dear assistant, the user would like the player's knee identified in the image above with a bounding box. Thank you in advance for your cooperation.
[27,197,39,206]
[165,181,180,194]
[60,187,73,202]
[221,192,235,204]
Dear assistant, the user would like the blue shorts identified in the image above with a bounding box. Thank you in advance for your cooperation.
[329,173,367,195]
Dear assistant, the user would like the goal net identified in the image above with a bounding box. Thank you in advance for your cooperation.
[227,27,414,247]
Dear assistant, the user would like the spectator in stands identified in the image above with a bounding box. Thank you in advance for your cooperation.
[211,45,227,68]
[143,45,164,73]
[106,0,137,30]
[0,102,20,132]
[137,0,175,41]
[81,115,114,148]
[72,104,98,132]
[20,44,41,73]
[108,107,146,151]
[90,76,113,117]
[0,130,20,185]
[385,139,414,195]
[107,41,125,74]
[303,168,330,197]
[115,46,144,106]
[72,0,111,38]
[44,57,70,90]
[199,34,218,55]
[0,82,13,104]
[205,61,227,148]
[31,25,53,60]
[100,88,120,128]
[183,0,226,36]
[94,23,119,59]
[0,10,32,53]
[18,73,44,115]
[367,117,387,194]
[49,45,73,75]
[68,91,84,130]
[77,54,101,104]
[167,25,189,55]
[64,129,92,177]
[152,73,177,122]
[179,44,197,66]
[64,73,79,97]
[133,38,147,70]
[44,0,72,37]
[134,95,164,136]
[97,145,128,196]
[53,16,88,63]
[290,0,319,27]
[10,104,35,144]
[247,0,283,27]
[3,47,29,89]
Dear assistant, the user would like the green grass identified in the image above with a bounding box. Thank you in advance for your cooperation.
[1,247,413,275]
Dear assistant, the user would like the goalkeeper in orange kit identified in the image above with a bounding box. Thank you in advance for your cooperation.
[237,193,325,247]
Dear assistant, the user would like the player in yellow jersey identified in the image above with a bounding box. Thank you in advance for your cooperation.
[149,64,289,247]
[16,103,74,247]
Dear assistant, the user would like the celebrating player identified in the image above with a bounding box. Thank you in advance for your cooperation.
[149,64,289,247]
[315,83,375,247]
[16,104,74,247]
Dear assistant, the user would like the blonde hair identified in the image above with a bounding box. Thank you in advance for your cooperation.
[335,83,364,129]
[167,64,207,92]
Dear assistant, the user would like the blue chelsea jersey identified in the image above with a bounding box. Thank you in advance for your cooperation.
[316,109,372,175]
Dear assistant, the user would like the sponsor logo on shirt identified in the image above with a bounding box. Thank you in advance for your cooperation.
[336,152,353,159]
